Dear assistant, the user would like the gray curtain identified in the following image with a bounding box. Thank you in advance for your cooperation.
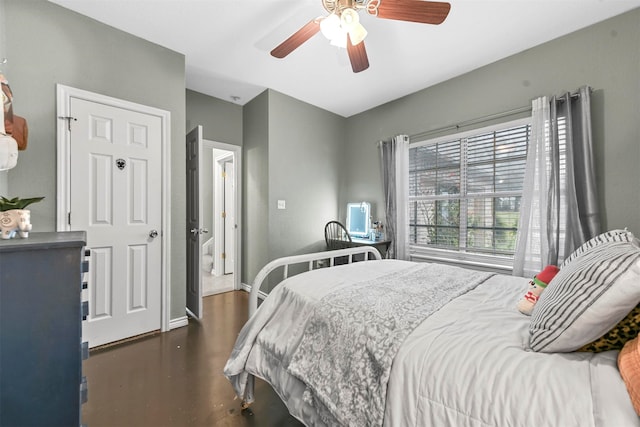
[514,86,600,276]
[380,135,409,259]
[562,86,601,256]
[380,138,398,259]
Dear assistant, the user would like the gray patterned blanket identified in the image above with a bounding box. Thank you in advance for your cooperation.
[286,262,494,427]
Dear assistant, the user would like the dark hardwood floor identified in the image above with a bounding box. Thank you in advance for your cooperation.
[82,291,304,426]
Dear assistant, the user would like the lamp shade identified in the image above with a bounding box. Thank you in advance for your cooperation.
[0,135,18,171]
[320,13,341,40]
[347,22,367,45]
[329,27,348,48]
[340,8,367,45]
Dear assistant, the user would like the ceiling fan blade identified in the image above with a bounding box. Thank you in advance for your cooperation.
[347,36,369,73]
[375,0,451,25]
[270,19,321,59]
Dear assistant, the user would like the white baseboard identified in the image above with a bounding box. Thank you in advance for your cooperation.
[168,287,264,332]
[240,282,269,300]
[169,315,188,330]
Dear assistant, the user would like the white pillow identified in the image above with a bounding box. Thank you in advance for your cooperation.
[529,240,640,353]
[560,229,635,268]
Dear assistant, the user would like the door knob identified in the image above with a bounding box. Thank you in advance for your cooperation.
[202,228,209,234]
[149,229,159,238]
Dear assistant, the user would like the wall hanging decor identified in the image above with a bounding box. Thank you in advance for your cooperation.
[0,74,17,171]
[1,74,27,151]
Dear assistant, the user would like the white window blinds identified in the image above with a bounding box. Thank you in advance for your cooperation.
[409,119,530,258]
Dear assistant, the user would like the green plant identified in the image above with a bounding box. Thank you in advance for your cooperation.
[0,196,45,212]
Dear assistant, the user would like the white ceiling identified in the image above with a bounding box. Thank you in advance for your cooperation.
[48,0,640,117]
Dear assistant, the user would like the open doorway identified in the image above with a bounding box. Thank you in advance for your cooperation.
[186,126,241,319]
[202,142,236,296]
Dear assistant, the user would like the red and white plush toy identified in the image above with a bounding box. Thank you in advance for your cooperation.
[517,265,560,315]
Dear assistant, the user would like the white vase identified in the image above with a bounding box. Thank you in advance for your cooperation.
[0,209,32,239]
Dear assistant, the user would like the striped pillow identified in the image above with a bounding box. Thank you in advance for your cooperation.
[560,229,635,268]
[529,240,640,352]
[577,304,640,352]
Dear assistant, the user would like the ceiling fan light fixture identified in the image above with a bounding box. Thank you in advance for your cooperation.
[329,28,348,48]
[348,23,367,45]
[340,8,359,28]
[271,0,452,73]
[321,13,349,48]
[340,8,367,45]
[320,13,341,40]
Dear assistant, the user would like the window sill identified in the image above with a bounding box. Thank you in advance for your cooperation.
[409,247,514,274]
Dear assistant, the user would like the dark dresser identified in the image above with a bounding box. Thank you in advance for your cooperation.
[0,231,88,426]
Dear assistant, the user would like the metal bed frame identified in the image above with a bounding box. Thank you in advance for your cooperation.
[248,246,382,317]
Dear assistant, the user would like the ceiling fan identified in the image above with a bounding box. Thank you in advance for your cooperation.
[270,0,451,73]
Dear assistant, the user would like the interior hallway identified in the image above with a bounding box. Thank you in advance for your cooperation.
[203,253,234,296]
[82,291,303,426]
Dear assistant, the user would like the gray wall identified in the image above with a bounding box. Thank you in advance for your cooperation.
[186,89,242,146]
[242,91,270,284]
[343,9,640,235]
[267,90,345,259]
[239,89,345,285]
[0,172,6,195]
[3,0,187,321]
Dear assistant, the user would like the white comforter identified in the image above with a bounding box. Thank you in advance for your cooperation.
[224,260,639,427]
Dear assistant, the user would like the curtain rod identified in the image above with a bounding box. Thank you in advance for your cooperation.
[409,89,587,141]
[410,105,531,141]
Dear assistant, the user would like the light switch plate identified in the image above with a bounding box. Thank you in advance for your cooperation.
[277,200,286,210]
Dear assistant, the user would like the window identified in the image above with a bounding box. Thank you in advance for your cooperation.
[408,119,530,262]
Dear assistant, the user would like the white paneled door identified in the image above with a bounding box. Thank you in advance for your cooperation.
[70,97,162,348]
[223,160,235,274]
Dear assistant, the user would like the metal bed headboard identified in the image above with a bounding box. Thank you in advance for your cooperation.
[249,246,382,317]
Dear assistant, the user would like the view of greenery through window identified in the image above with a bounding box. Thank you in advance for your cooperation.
[409,122,530,257]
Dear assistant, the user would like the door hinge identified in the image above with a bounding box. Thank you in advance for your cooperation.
[222,171,227,178]
[68,212,71,225]
[221,211,226,218]
[221,252,226,259]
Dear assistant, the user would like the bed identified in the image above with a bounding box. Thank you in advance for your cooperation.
[225,232,640,427]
